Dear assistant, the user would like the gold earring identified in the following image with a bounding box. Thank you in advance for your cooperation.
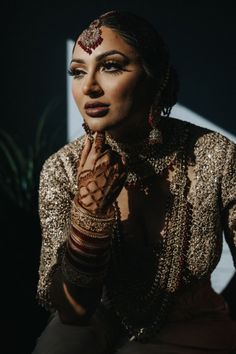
[148,105,163,145]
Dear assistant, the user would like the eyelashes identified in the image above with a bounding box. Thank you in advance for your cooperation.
[102,61,124,74]
[68,60,124,78]
[67,68,79,76]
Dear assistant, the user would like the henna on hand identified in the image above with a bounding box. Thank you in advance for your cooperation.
[77,132,127,215]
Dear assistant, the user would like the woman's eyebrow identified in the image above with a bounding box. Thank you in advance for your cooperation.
[70,50,129,64]
[95,50,129,62]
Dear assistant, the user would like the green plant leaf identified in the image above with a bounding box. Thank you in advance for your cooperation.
[0,98,63,211]
[34,98,60,158]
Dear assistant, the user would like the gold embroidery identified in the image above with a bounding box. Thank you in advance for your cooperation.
[36,117,236,336]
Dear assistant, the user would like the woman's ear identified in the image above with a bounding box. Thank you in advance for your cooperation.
[150,87,162,114]
[147,76,160,101]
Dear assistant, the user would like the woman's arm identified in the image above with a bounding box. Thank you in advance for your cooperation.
[57,133,126,323]
[221,140,236,267]
[37,134,126,324]
[37,150,105,324]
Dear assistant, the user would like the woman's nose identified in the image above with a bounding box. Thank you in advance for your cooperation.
[82,74,103,96]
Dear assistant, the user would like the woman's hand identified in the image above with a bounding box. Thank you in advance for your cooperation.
[76,132,127,216]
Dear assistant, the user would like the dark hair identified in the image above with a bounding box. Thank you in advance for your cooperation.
[100,11,179,116]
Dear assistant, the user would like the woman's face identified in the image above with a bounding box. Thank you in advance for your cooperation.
[70,26,153,141]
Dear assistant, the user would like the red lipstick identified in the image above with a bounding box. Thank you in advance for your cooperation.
[84,102,110,117]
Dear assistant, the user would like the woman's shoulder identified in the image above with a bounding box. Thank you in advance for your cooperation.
[164,116,235,152]
[42,135,85,171]
[39,135,86,192]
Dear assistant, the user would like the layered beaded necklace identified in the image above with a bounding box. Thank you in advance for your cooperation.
[105,125,175,195]
[103,118,193,342]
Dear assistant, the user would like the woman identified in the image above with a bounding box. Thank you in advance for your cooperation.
[33,10,236,354]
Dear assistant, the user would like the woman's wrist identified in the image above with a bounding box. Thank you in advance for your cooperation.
[61,195,115,287]
[72,195,115,234]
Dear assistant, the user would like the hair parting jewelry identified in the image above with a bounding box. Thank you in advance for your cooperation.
[77,19,103,55]
[77,11,118,54]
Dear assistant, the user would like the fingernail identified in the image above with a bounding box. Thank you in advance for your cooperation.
[121,154,127,165]
[89,136,94,143]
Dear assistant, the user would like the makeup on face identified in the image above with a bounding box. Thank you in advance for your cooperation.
[69,27,152,140]
[84,101,110,117]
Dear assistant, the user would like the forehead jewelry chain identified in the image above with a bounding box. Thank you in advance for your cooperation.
[77,11,118,54]
[77,19,103,55]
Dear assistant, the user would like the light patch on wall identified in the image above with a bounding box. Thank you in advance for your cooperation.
[66,39,235,294]
[172,105,236,143]
[67,40,85,141]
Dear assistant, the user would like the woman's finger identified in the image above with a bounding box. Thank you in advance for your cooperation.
[92,132,105,155]
[82,132,105,170]
[78,136,93,171]
[94,149,111,169]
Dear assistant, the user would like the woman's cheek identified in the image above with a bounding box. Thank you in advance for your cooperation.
[119,89,136,110]
[72,81,81,101]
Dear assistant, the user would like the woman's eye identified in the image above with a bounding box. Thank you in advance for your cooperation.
[68,68,86,78]
[102,62,123,74]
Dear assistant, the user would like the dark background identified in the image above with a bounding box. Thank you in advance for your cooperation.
[1,1,235,353]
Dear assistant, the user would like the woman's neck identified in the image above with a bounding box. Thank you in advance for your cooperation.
[106,122,151,144]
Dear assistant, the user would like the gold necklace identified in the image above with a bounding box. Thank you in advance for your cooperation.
[104,119,192,342]
[105,120,184,194]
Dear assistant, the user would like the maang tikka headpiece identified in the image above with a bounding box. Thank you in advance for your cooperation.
[77,11,118,54]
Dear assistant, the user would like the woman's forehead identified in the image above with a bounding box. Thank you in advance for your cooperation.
[73,26,138,61]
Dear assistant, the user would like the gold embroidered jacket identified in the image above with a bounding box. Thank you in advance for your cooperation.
[36,117,236,311]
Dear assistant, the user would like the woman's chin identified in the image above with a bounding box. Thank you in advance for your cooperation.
[84,121,106,133]
[90,126,107,134]
[86,119,120,135]
[84,118,132,140]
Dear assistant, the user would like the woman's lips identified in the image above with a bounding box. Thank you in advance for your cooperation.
[85,106,109,117]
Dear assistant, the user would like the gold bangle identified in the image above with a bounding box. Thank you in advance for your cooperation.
[74,196,115,221]
[71,200,115,234]
[66,244,110,266]
[70,230,110,250]
[71,221,111,239]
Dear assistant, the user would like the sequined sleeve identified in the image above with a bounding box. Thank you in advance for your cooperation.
[221,140,236,268]
[36,154,72,309]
